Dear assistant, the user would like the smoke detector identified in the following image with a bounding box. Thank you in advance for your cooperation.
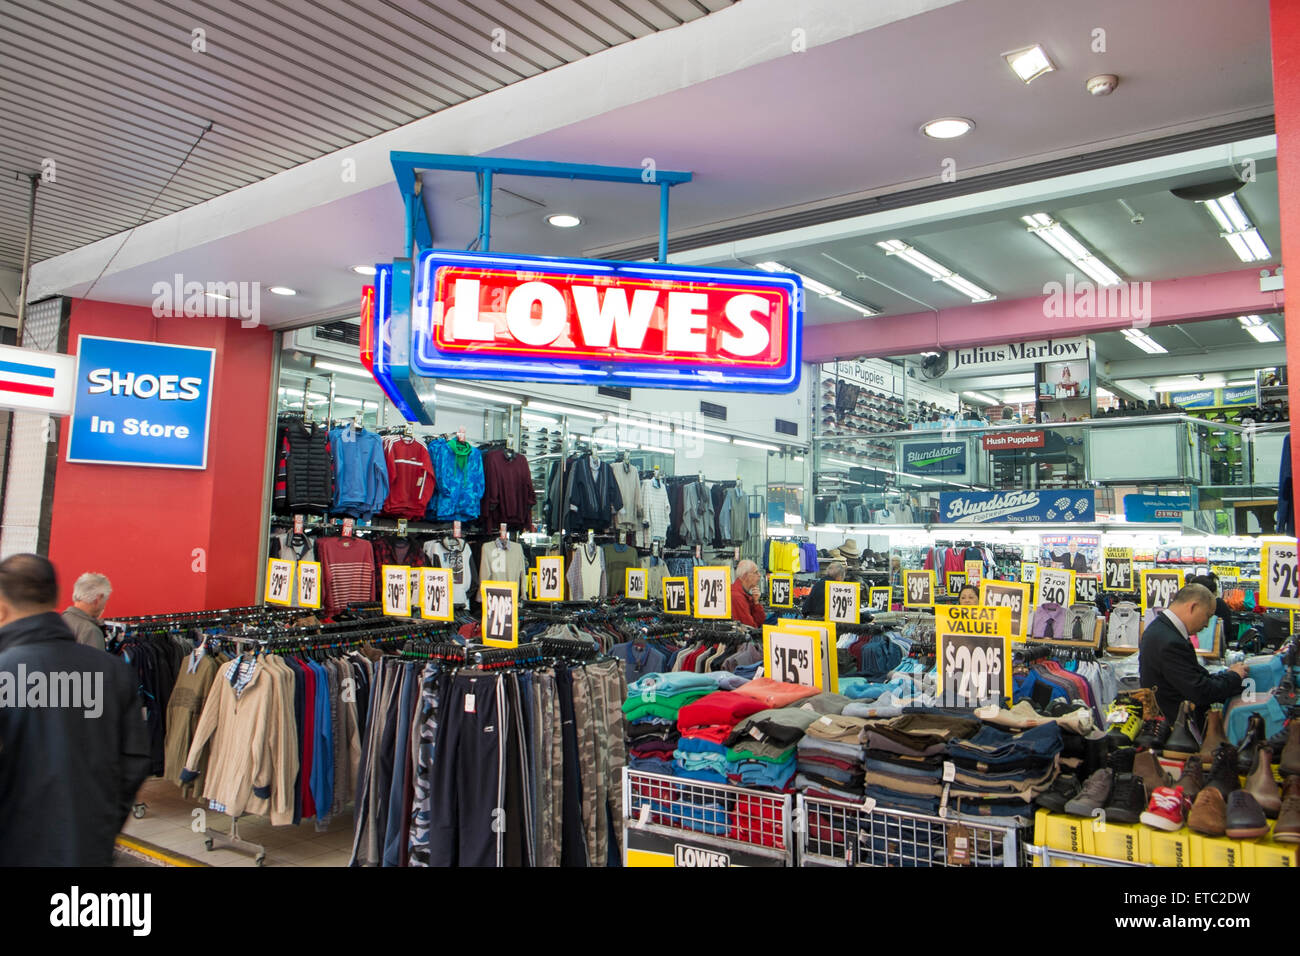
[1086,74,1119,96]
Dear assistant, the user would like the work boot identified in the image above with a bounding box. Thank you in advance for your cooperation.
[1206,743,1241,800]
[1105,699,1144,747]
[1133,750,1172,795]
[1198,709,1227,767]
[1187,786,1227,836]
[1224,791,1270,840]
[1175,757,1204,803]
[1236,714,1266,775]
[1035,774,1081,813]
[1103,773,1147,824]
[1273,777,1300,844]
[1281,720,1300,777]
[1162,701,1199,761]
[1123,687,1160,720]
[1064,768,1114,818]
[1140,785,1188,832]
[1106,746,1136,774]
[1135,715,1170,750]
[1244,747,1281,817]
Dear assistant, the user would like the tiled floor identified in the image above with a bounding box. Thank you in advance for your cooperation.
[120,778,353,867]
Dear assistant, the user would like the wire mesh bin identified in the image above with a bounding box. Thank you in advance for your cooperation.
[623,769,794,866]
[797,794,1032,867]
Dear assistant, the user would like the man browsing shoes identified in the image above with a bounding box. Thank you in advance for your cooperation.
[1139,583,1247,725]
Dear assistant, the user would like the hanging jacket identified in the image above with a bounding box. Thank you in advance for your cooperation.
[330,426,388,519]
[716,485,747,545]
[482,448,537,531]
[612,460,642,533]
[565,456,623,533]
[1278,434,1294,536]
[381,436,436,519]
[638,476,671,548]
[427,438,485,522]
[280,419,334,514]
[679,480,714,545]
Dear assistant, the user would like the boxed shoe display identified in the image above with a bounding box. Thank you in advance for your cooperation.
[1138,826,1194,867]
[1033,809,1095,867]
[1190,833,1247,867]
[1243,828,1300,867]
[1091,821,1141,863]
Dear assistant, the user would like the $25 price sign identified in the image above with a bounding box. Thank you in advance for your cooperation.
[535,556,565,602]
[1262,539,1300,609]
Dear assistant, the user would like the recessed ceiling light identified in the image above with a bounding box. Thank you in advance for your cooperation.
[547,214,581,228]
[1004,45,1055,83]
[921,117,974,139]
[352,265,377,276]
[269,286,297,296]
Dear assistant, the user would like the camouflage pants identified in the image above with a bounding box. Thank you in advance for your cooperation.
[571,659,628,865]
[532,668,563,867]
[407,665,442,867]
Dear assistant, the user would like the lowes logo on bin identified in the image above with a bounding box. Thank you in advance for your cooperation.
[674,844,730,866]
[66,336,215,470]
[938,490,1095,523]
[901,441,966,476]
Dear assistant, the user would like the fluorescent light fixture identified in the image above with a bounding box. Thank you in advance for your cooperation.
[525,400,606,421]
[269,286,297,296]
[434,384,522,405]
[606,416,673,433]
[826,458,859,469]
[676,429,732,444]
[1226,379,1256,387]
[352,265,377,276]
[1120,328,1167,355]
[753,261,876,315]
[639,444,675,455]
[521,412,559,426]
[314,359,375,379]
[546,214,581,228]
[1152,376,1226,391]
[590,435,637,449]
[921,117,974,139]
[1022,214,1121,286]
[1200,195,1271,262]
[330,396,365,408]
[792,456,805,462]
[1244,323,1280,344]
[1004,44,1055,83]
[733,438,780,452]
[876,240,995,301]
[963,391,998,405]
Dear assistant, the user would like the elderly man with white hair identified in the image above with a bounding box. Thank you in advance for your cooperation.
[730,559,766,628]
[62,571,112,652]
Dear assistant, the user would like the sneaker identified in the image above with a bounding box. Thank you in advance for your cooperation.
[1244,746,1281,817]
[1036,774,1081,813]
[1273,777,1300,844]
[1133,750,1172,795]
[1103,773,1147,824]
[1206,743,1241,799]
[1187,786,1227,836]
[1106,746,1137,774]
[1224,790,1270,840]
[1175,757,1204,803]
[1064,768,1114,817]
[1161,701,1199,760]
[1140,785,1188,831]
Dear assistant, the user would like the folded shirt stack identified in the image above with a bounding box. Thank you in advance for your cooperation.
[627,718,678,773]
[624,672,729,774]
[732,677,822,709]
[674,690,770,784]
[796,714,869,798]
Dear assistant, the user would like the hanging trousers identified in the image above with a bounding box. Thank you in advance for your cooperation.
[555,667,587,866]
[407,666,443,867]
[350,658,401,866]
[428,672,506,866]
[533,668,564,867]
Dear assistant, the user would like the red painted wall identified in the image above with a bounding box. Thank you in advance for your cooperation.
[46,300,274,616]
[1271,0,1300,461]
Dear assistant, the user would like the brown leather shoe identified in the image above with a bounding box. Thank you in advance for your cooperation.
[1198,710,1227,767]
[1176,757,1204,802]
[1245,747,1281,817]
[1162,701,1199,760]
[1125,687,1160,721]
[1187,786,1227,836]
[1133,749,1171,796]
[1280,721,1300,777]
[1273,777,1300,844]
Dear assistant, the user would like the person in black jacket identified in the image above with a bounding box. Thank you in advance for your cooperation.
[1188,573,1235,648]
[801,562,846,619]
[1139,582,1248,723]
[0,554,151,866]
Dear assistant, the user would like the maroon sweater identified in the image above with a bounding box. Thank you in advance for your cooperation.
[482,449,536,530]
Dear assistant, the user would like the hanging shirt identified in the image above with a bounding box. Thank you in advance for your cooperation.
[424,537,475,607]
[638,477,671,548]
[381,436,436,519]
[567,543,607,600]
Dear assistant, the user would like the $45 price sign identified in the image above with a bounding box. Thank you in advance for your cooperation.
[694,566,732,620]
[1262,539,1300,609]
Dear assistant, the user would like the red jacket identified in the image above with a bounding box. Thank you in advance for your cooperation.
[731,579,765,628]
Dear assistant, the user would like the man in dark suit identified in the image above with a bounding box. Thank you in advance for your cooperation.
[1060,537,1089,574]
[1139,582,1248,722]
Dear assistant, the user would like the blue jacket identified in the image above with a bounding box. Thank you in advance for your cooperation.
[427,438,485,521]
[329,427,388,518]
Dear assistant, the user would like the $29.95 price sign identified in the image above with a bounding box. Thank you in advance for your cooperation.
[1035,567,1073,608]
[938,632,1010,708]
[265,558,295,606]
[296,561,322,609]
[420,568,454,621]
[768,573,793,608]
[480,581,519,647]
[1262,539,1300,609]
[825,580,859,624]
[693,566,732,620]
[762,628,819,688]
[382,565,412,617]
[535,556,565,602]
[1140,569,1184,614]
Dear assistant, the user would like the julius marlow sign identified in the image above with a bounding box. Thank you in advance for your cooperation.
[406,250,802,393]
[948,336,1087,373]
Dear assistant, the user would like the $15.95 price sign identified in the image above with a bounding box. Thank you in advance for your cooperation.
[265,558,295,606]
[694,566,732,620]
[535,556,565,602]
[762,627,820,689]
[382,565,412,617]
[420,568,454,621]
[1262,539,1300,609]
[1140,568,1184,615]
[480,581,519,647]
[768,573,793,608]
[825,581,859,624]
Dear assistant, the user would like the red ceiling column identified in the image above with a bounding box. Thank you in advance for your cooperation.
[1272,0,1300,514]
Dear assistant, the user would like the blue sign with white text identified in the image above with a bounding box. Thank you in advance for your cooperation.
[938,490,1096,523]
[67,336,215,469]
[1123,494,1192,523]
[900,440,967,476]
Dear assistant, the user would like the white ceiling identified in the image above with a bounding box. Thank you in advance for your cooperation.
[14,0,1280,334]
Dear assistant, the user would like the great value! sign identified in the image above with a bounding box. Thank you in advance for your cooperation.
[408,250,802,393]
[900,440,967,476]
[67,336,215,469]
[938,490,1095,523]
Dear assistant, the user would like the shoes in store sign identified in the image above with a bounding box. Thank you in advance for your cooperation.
[407,250,802,392]
[66,336,215,470]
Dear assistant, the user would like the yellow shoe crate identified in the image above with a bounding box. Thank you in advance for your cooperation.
[1033,809,1095,866]
[1137,826,1193,867]
[1091,821,1141,863]
[1243,826,1298,867]
[1190,832,1246,867]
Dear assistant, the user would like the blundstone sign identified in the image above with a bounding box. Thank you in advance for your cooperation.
[948,336,1087,373]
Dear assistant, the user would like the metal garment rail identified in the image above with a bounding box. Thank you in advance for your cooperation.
[797,794,1030,867]
[1025,844,1152,867]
